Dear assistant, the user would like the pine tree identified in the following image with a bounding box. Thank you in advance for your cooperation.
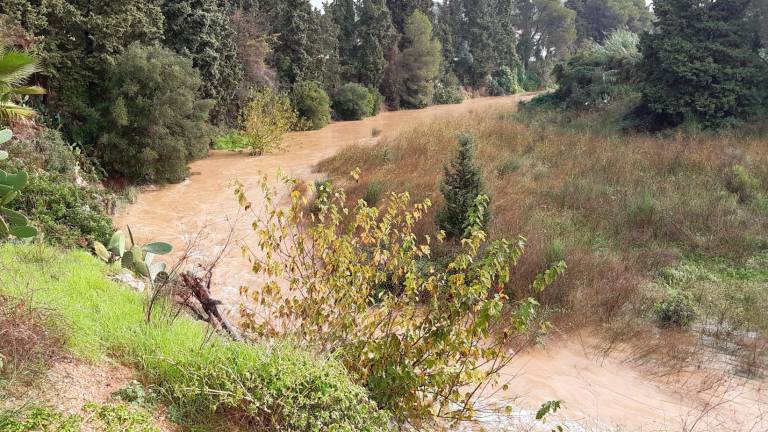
[465,0,496,85]
[638,0,766,128]
[327,0,358,82]
[355,0,398,87]
[399,10,441,108]
[161,0,243,123]
[269,0,330,86]
[386,0,433,35]
[437,133,489,239]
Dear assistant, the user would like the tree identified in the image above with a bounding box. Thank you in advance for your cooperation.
[161,0,243,124]
[436,133,488,239]
[464,0,497,85]
[241,87,299,155]
[355,0,398,88]
[385,0,433,35]
[637,0,767,129]
[399,11,441,108]
[0,0,165,147]
[327,0,357,81]
[514,0,577,70]
[98,44,213,184]
[566,0,653,43]
[0,44,45,124]
[269,0,331,86]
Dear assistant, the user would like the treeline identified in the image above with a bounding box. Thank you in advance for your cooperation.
[527,0,768,131]
[0,0,655,184]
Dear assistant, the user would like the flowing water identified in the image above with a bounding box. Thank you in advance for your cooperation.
[115,95,766,431]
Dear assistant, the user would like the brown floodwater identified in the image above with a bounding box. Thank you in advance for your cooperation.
[115,95,766,431]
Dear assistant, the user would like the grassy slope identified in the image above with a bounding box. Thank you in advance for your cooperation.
[318,109,768,370]
[0,245,388,431]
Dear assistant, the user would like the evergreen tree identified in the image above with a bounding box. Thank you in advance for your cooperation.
[465,0,496,85]
[399,10,441,108]
[355,0,398,87]
[492,0,522,72]
[565,0,653,44]
[436,133,489,239]
[386,0,433,34]
[269,0,330,86]
[327,0,358,81]
[161,0,243,123]
[638,0,766,128]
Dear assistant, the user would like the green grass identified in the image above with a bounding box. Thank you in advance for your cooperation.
[0,245,389,431]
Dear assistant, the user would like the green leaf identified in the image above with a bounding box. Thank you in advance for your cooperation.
[0,150,7,161]
[4,171,28,189]
[108,231,126,256]
[0,218,8,240]
[9,225,36,239]
[94,241,111,262]
[142,242,172,255]
[0,207,28,226]
[0,129,11,145]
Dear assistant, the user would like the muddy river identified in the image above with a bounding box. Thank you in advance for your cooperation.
[116,95,766,431]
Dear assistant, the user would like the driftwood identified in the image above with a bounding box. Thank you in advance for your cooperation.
[180,271,241,341]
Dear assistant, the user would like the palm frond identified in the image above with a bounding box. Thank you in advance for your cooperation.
[10,85,46,95]
[0,101,36,123]
[0,49,41,88]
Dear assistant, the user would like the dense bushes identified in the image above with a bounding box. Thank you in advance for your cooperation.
[291,81,331,130]
[333,83,375,120]
[488,66,522,96]
[2,129,114,248]
[98,44,213,184]
[525,29,641,111]
[433,73,464,105]
[0,245,390,431]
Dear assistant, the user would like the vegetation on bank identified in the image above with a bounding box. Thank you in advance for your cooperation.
[317,109,768,373]
[0,245,389,431]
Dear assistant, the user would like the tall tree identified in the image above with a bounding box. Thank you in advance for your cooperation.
[326,0,357,81]
[514,0,577,70]
[0,0,165,146]
[399,10,441,108]
[638,0,766,129]
[268,0,334,86]
[161,0,243,123]
[565,0,653,43]
[386,0,433,34]
[464,0,496,85]
[355,0,398,87]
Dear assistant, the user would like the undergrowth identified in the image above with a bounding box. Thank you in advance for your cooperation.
[0,245,389,431]
[317,107,768,372]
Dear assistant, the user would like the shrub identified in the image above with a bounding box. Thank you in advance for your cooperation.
[333,83,373,120]
[0,294,65,388]
[0,245,390,431]
[291,81,331,130]
[241,87,299,155]
[212,131,251,151]
[433,72,464,105]
[0,160,114,248]
[654,289,697,327]
[498,157,521,176]
[236,178,565,426]
[98,43,213,184]
[489,66,522,96]
[436,133,489,239]
[0,403,162,431]
[363,180,384,206]
[3,130,79,177]
[527,29,641,111]
[725,164,762,203]
[366,87,385,117]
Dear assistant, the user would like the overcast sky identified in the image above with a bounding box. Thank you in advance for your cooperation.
[310,0,324,8]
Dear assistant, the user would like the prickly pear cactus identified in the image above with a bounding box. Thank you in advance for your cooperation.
[93,227,172,281]
[0,128,37,240]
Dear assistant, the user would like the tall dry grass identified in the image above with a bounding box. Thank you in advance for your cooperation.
[317,111,768,355]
